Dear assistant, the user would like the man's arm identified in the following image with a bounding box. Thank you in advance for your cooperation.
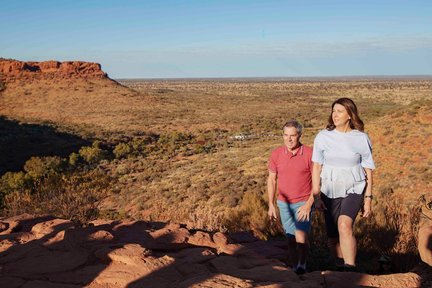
[267,171,278,219]
[297,158,319,221]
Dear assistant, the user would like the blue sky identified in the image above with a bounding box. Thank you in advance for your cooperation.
[1,0,431,78]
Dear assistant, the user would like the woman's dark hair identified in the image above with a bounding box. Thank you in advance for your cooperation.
[326,98,364,131]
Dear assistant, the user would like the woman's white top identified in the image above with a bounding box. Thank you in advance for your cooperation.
[312,129,375,199]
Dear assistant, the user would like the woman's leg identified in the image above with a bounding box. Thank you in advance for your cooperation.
[338,193,364,267]
[338,215,356,266]
[327,237,343,259]
[321,194,344,267]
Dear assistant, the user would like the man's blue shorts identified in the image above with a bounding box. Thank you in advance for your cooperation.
[277,200,312,238]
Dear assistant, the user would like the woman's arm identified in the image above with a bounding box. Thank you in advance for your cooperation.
[312,162,326,210]
[363,168,373,217]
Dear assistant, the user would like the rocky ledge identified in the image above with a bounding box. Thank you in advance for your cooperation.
[0,214,430,288]
[0,59,108,82]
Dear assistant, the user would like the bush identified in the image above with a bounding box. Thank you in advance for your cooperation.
[68,152,81,166]
[224,191,270,239]
[24,156,64,180]
[79,141,108,164]
[113,143,132,159]
[3,169,111,224]
[0,172,32,208]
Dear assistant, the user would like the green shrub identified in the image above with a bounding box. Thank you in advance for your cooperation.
[3,169,111,224]
[113,143,132,159]
[68,152,81,166]
[79,141,108,164]
[24,156,64,179]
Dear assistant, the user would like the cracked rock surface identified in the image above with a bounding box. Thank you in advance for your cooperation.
[0,214,429,288]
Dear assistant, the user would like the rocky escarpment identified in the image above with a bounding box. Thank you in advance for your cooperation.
[0,59,108,83]
[0,214,429,288]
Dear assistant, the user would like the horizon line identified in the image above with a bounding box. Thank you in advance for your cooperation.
[115,74,432,81]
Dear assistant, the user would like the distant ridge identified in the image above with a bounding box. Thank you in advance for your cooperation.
[0,58,109,83]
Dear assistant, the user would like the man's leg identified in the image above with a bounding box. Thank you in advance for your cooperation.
[277,200,297,267]
[294,229,308,266]
[287,236,298,268]
[292,201,312,274]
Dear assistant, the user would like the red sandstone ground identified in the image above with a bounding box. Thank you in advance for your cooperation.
[0,214,429,288]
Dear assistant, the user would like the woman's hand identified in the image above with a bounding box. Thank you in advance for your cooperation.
[268,204,278,220]
[363,198,372,217]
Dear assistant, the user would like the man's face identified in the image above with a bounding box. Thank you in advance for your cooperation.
[283,126,301,150]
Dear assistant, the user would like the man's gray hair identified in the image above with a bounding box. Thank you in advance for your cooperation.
[282,119,303,135]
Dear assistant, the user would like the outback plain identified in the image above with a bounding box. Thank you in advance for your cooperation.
[0,60,431,287]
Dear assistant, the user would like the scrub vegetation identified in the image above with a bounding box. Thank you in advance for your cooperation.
[0,76,431,272]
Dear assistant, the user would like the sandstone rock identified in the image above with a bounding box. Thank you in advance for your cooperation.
[0,276,26,288]
[0,220,19,235]
[94,243,151,266]
[3,248,89,277]
[0,59,108,83]
[30,218,74,239]
[213,231,229,246]
[178,273,254,288]
[229,231,259,243]
[171,247,217,264]
[21,280,80,288]
[322,270,422,288]
[90,254,180,287]
[46,264,107,285]
[0,239,15,253]
[0,214,424,287]
[187,230,217,248]
[0,222,9,233]
[210,255,297,283]
[149,223,191,250]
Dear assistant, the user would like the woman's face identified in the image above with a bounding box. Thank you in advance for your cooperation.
[332,103,350,128]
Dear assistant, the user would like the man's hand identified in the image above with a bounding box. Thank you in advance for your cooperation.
[268,204,277,220]
[362,198,372,217]
[297,204,312,222]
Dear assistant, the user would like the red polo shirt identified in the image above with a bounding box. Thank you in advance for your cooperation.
[268,144,313,204]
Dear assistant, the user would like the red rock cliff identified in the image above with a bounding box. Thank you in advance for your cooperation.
[0,59,108,82]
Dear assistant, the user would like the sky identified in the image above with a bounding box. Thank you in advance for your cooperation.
[1,0,431,78]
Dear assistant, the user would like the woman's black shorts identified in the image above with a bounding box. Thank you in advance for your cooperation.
[321,193,364,238]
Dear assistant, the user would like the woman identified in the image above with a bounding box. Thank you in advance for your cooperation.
[312,97,375,271]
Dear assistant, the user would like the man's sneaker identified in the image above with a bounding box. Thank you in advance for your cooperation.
[335,258,345,271]
[294,266,306,275]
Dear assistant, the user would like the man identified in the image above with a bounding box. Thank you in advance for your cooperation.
[267,119,314,275]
